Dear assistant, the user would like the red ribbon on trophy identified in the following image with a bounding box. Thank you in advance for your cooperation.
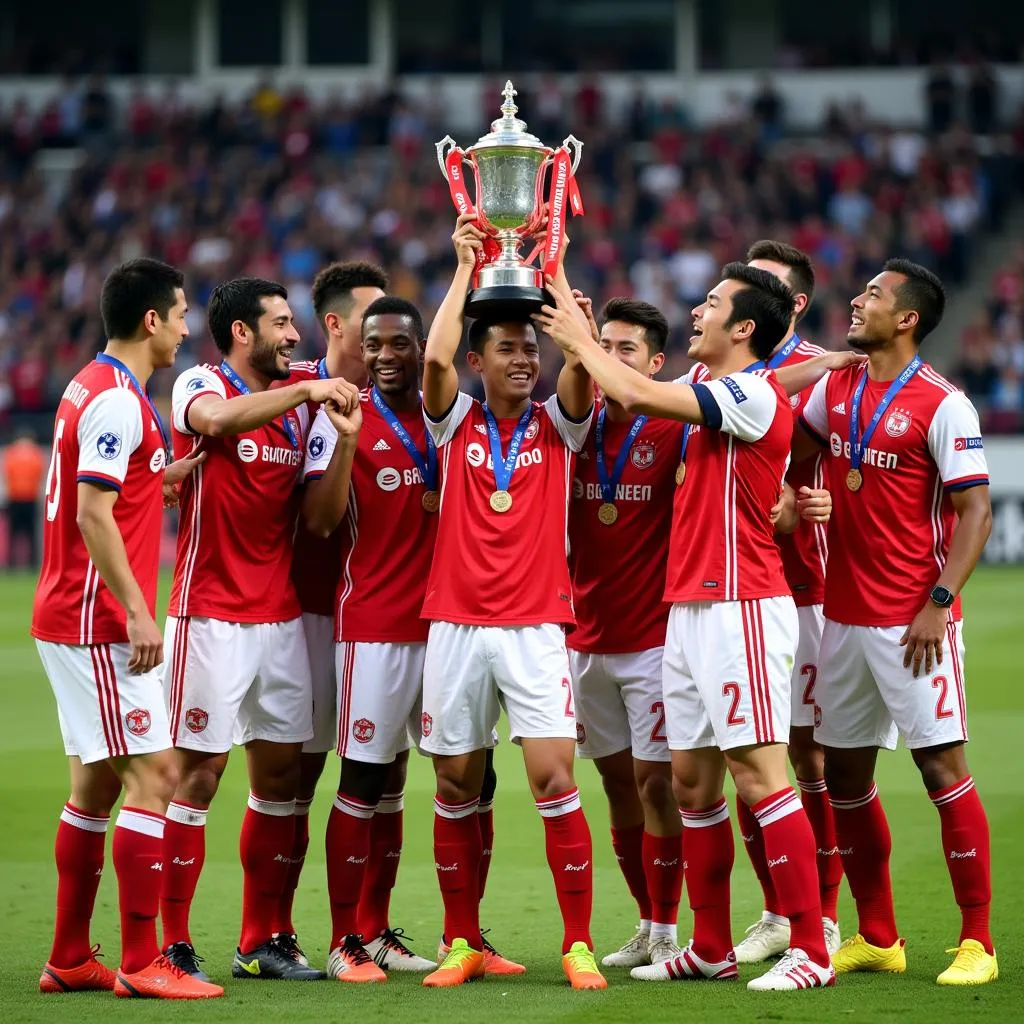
[443,147,501,271]
[540,147,584,278]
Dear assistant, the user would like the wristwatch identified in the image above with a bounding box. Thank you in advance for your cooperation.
[930,585,955,608]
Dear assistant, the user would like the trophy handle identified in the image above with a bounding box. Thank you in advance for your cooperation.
[561,135,584,175]
[436,135,462,180]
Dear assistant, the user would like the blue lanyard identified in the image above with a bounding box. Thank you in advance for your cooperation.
[596,408,647,502]
[482,403,533,493]
[219,360,298,449]
[766,332,801,370]
[848,354,922,471]
[95,353,170,452]
[317,357,329,379]
[371,387,437,490]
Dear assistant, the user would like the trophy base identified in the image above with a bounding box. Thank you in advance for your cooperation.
[465,285,550,322]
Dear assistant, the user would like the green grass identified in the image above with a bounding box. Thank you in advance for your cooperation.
[0,568,1021,1023]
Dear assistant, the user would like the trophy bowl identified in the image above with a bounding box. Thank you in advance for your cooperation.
[437,81,583,321]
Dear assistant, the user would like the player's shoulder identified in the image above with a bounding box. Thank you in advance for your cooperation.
[174,362,225,395]
[793,338,827,360]
[914,362,961,401]
[288,358,324,383]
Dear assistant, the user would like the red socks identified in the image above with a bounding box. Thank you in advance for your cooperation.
[537,789,593,954]
[325,793,374,948]
[160,801,208,947]
[611,823,651,921]
[797,777,842,922]
[434,796,483,949]
[239,794,296,953]
[357,793,404,941]
[830,783,898,947]
[478,800,495,901]
[736,796,781,917]
[113,807,164,974]
[642,831,683,927]
[751,789,828,967]
[49,804,109,969]
[278,797,312,935]
[931,776,993,954]
[681,798,734,963]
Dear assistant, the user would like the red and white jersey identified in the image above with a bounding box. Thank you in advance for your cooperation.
[801,362,989,627]
[167,363,310,623]
[422,392,592,627]
[32,358,168,645]
[568,411,684,654]
[665,368,793,604]
[775,338,829,607]
[304,390,438,642]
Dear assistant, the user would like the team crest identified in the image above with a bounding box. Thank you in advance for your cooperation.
[884,407,912,438]
[576,722,587,745]
[813,704,822,729]
[352,718,376,743]
[790,394,801,408]
[185,707,209,733]
[631,441,655,470]
[125,709,151,737]
[421,712,433,737]
[525,418,540,441]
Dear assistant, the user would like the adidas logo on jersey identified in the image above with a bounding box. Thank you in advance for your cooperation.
[373,439,391,451]
[832,402,846,414]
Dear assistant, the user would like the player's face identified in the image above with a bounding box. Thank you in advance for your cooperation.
[689,279,746,366]
[469,323,540,402]
[599,321,664,378]
[343,286,386,346]
[150,288,189,369]
[249,295,300,381]
[848,271,908,350]
[362,314,421,396]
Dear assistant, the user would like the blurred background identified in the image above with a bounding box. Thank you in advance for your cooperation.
[1,0,1023,566]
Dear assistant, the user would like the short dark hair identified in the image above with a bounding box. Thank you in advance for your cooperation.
[883,258,947,343]
[100,258,184,340]
[362,296,424,340]
[311,261,389,322]
[599,298,669,353]
[746,239,815,319]
[208,277,288,355]
[467,318,536,353]
[720,262,796,362]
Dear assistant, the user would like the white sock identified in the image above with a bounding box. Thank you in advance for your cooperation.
[763,910,790,927]
[639,918,652,933]
[649,921,678,945]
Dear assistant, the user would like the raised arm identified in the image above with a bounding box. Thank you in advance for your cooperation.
[775,351,867,397]
[546,267,594,421]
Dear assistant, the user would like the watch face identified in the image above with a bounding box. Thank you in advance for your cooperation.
[932,587,954,607]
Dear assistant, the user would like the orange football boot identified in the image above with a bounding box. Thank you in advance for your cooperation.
[40,946,116,993]
[114,954,224,999]
[423,938,486,988]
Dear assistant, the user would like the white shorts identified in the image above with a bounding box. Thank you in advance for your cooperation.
[568,647,670,762]
[36,640,172,765]
[303,613,337,754]
[336,641,424,763]
[791,604,825,729]
[663,597,798,751]
[813,618,968,751]
[164,616,314,753]
[421,621,576,756]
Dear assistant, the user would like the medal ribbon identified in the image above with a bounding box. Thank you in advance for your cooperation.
[96,352,170,452]
[595,408,646,503]
[219,360,299,449]
[482,403,533,496]
[317,357,329,379]
[766,333,801,370]
[371,387,437,491]
[443,148,501,271]
[848,354,922,473]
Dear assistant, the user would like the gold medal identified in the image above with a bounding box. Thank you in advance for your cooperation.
[597,502,618,526]
[846,468,863,492]
[422,490,440,513]
[675,462,686,486]
[489,489,513,513]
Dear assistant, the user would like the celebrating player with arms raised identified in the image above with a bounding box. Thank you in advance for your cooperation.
[417,213,605,990]
[797,259,997,986]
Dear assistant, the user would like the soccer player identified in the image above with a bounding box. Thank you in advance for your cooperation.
[797,259,997,985]
[281,261,387,949]
[32,258,221,999]
[158,277,358,981]
[417,214,605,990]
[564,297,685,974]
[537,263,860,992]
[732,240,843,962]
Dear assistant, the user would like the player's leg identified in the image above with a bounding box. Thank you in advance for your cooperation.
[478,747,497,901]
[872,620,995,984]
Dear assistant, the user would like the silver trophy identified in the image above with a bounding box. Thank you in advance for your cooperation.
[437,80,583,320]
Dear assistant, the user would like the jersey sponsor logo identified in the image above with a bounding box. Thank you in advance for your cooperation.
[96,432,121,460]
[261,445,302,467]
[832,401,846,414]
[631,440,656,469]
[185,707,209,733]
[377,466,402,491]
[721,376,747,404]
[125,708,151,736]
[372,438,391,451]
[237,438,259,463]
[830,432,843,457]
[309,434,326,459]
[352,717,376,743]
[149,448,167,473]
[828,431,899,470]
[884,407,912,438]
[525,418,540,440]
[64,380,90,409]
[421,711,433,737]
[186,377,206,393]
[578,481,653,503]
[954,436,984,451]
[465,441,544,471]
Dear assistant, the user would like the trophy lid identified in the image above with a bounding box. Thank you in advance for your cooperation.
[468,80,550,152]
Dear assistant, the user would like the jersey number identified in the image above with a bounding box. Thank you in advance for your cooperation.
[932,675,954,720]
[723,682,746,726]
[562,678,575,718]
[650,701,667,743]
[44,418,66,522]
[800,664,818,706]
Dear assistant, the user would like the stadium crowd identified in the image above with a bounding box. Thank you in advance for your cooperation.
[0,75,1023,432]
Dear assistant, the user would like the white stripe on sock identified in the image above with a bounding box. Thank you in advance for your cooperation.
[247,793,296,817]
[167,801,208,827]
[116,808,165,838]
